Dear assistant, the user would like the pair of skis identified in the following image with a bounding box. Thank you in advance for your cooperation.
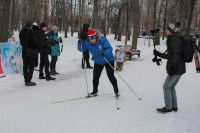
[53,93,121,110]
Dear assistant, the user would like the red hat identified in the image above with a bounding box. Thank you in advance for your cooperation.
[88,29,97,39]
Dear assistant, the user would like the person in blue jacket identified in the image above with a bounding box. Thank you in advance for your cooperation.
[78,29,119,97]
[47,26,61,75]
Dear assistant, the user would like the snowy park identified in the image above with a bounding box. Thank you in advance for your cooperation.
[0,33,199,133]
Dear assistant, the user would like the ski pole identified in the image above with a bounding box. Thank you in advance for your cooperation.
[81,43,89,95]
[102,56,142,100]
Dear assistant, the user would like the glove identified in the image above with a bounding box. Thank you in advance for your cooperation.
[58,37,63,43]
[78,39,83,44]
[99,52,104,57]
[153,50,162,57]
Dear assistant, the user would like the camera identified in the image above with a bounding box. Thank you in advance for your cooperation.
[58,37,63,43]
[152,56,162,66]
[150,29,160,36]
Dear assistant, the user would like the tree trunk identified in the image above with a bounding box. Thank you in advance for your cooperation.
[71,0,74,36]
[0,0,11,42]
[157,0,165,29]
[104,0,108,37]
[185,0,196,39]
[51,0,55,26]
[114,8,122,40]
[64,0,68,38]
[131,0,141,49]
[78,0,82,38]
[92,0,98,28]
[162,0,168,40]
[125,2,130,46]
[153,0,157,29]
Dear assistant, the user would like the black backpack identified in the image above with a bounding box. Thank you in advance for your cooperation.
[180,38,194,63]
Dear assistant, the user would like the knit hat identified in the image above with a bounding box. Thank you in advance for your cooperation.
[51,26,58,31]
[167,22,181,33]
[33,22,38,26]
[40,23,47,30]
[25,20,33,27]
[88,29,97,39]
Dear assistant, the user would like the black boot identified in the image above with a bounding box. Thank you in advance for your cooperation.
[88,92,98,97]
[39,75,46,79]
[50,69,56,75]
[46,76,56,81]
[157,107,172,113]
[115,92,120,97]
[87,65,93,69]
[54,70,59,75]
[172,107,178,112]
[25,82,36,86]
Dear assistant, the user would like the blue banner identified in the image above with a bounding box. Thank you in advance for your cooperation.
[0,42,23,77]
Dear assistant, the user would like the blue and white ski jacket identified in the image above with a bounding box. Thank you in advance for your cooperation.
[77,30,114,66]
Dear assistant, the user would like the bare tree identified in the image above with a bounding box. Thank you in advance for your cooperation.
[131,0,141,49]
[186,0,196,38]
[71,0,74,36]
[92,0,99,28]
[0,0,11,42]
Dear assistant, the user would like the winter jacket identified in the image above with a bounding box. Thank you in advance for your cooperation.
[35,29,52,54]
[19,27,39,57]
[159,32,186,75]
[46,32,60,56]
[116,51,125,62]
[78,30,114,66]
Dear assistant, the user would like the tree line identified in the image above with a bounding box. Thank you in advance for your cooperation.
[0,0,199,49]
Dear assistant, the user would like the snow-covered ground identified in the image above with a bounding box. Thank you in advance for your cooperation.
[0,32,199,133]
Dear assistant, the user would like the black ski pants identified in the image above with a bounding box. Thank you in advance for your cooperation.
[93,61,119,94]
[82,50,90,68]
[23,56,35,83]
[39,53,50,77]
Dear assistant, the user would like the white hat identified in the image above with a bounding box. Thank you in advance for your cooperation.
[33,22,38,26]
[51,26,58,31]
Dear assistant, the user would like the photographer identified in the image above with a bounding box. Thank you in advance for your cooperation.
[36,23,56,81]
[47,26,61,75]
[154,22,185,113]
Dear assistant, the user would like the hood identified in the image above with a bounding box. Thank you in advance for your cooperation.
[83,24,90,32]
[93,29,101,44]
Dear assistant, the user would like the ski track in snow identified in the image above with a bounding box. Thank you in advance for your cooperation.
[0,32,200,133]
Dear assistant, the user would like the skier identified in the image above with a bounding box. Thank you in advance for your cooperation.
[116,47,125,71]
[36,23,56,81]
[154,22,186,113]
[19,20,38,86]
[46,26,61,75]
[78,29,119,97]
[80,24,93,69]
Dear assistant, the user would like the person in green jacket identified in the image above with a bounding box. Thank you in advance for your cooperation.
[47,26,61,75]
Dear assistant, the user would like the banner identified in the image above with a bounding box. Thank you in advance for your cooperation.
[0,42,23,77]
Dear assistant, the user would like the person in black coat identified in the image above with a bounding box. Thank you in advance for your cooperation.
[35,23,56,81]
[19,20,38,86]
[154,22,186,113]
[32,22,40,68]
[80,24,93,69]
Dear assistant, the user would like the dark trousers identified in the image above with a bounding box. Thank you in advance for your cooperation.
[82,50,90,68]
[23,57,35,83]
[50,56,58,70]
[93,61,119,94]
[39,53,50,77]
